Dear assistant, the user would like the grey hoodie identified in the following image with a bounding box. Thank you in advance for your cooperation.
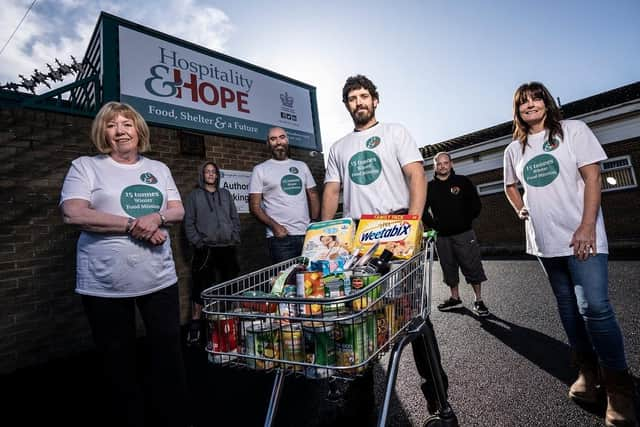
[184,162,241,248]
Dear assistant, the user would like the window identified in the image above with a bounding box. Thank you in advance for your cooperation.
[601,155,637,192]
[476,155,636,196]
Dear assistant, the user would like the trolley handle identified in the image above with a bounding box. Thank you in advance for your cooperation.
[419,230,437,318]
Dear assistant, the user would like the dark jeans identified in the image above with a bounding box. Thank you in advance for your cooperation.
[82,284,188,427]
[191,246,240,304]
[267,234,305,263]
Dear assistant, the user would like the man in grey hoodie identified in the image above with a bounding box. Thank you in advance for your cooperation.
[184,161,240,345]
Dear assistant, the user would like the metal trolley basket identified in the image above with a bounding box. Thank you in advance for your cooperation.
[201,234,457,427]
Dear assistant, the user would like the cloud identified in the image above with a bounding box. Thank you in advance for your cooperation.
[0,0,233,91]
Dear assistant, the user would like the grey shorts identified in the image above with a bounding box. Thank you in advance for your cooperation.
[435,229,487,287]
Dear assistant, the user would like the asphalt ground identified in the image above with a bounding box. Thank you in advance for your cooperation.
[378,258,640,427]
[3,259,639,426]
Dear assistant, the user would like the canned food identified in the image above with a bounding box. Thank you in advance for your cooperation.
[206,314,237,364]
[376,304,396,351]
[236,311,258,356]
[351,273,381,311]
[335,314,376,373]
[279,299,300,319]
[300,296,324,316]
[280,323,304,372]
[324,275,346,312]
[296,272,323,298]
[245,320,280,370]
[302,321,335,378]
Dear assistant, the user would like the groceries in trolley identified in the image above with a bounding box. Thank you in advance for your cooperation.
[201,216,428,377]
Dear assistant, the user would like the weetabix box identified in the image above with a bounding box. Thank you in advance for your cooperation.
[354,214,423,260]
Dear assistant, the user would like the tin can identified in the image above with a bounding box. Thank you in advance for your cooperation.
[386,302,396,337]
[206,314,237,364]
[300,296,324,316]
[245,320,280,370]
[232,309,255,354]
[296,272,323,297]
[351,273,381,311]
[280,323,304,372]
[324,275,346,312]
[335,314,376,372]
[302,321,335,378]
[240,319,261,367]
[376,303,396,351]
[343,270,353,295]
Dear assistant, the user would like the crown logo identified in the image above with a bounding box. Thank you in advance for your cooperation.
[280,92,294,108]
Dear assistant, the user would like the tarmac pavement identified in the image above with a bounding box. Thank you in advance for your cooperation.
[374,259,640,427]
[3,259,639,426]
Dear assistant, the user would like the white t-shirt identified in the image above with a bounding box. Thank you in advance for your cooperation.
[60,155,181,297]
[503,120,608,257]
[324,123,423,219]
[248,158,317,237]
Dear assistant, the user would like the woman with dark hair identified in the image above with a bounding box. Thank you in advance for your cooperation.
[60,101,188,426]
[503,82,636,426]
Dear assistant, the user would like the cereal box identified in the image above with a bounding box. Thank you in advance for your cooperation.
[353,214,423,260]
[301,218,355,263]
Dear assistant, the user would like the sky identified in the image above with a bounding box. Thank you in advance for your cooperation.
[1,0,639,155]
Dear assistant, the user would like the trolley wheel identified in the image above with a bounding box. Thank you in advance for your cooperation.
[423,414,459,427]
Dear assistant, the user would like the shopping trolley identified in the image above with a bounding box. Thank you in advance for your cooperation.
[201,233,457,427]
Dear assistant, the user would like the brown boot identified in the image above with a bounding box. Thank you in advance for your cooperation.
[569,351,602,404]
[601,367,638,427]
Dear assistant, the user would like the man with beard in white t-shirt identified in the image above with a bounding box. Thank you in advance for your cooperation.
[321,75,426,220]
[249,127,320,263]
[321,75,456,423]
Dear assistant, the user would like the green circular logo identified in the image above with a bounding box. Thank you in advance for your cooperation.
[281,175,303,195]
[542,137,560,152]
[366,136,381,149]
[289,166,299,174]
[349,151,382,185]
[120,185,164,217]
[523,154,560,187]
[140,172,158,184]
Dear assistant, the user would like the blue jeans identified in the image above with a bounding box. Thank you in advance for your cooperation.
[540,254,627,370]
[267,235,305,263]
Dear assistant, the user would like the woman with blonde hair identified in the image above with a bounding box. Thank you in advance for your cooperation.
[60,102,188,426]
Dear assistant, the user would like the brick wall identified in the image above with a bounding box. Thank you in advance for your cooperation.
[465,140,640,255]
[0,107,326,374]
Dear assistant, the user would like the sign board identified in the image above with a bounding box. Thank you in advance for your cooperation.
[219,169,251,213]
[118,26,320,150]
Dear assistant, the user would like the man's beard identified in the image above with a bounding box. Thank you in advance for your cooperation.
[271,145,289,160]
[350,106,375,127]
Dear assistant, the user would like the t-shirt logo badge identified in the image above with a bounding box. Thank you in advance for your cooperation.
[366,136,381,149]
[289,167,299,174]
[450,186,461,195]
[543,137,560,152]
[140,172,158,184]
